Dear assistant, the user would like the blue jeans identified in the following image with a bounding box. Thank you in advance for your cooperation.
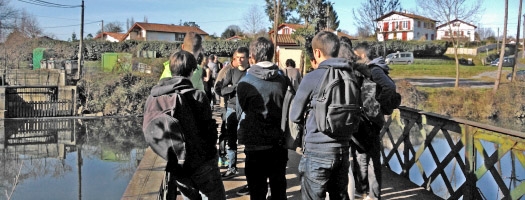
[174,157,226,200]
[224,107,238,170]
[299,147,350,200]
[245,146,288,200]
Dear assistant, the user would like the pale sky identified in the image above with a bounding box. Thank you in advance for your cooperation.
[8,0,520,41]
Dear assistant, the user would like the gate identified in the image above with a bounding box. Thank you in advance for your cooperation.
[4,86,75,118]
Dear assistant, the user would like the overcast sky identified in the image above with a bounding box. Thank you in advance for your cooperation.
[9,0,520,41]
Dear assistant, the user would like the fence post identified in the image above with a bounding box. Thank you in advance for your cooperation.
[462,125,476,199]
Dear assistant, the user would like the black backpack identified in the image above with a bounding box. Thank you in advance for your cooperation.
[314,65,361,138]
[142,88,204,166]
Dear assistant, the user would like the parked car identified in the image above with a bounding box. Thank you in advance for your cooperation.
[385,52,414,64]
[507,70,525,81]
[490,57,515,67]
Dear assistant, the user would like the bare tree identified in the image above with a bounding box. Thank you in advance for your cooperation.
[0,0,19,41]
[476,25,495,40]
[97,21,123,34]
[17,9,42,38]
[352,0,402,37]
[494,0,508,92]
[417,0,483,88]
[243,4,268,37]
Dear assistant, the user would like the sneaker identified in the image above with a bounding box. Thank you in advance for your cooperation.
[236,185,249,196]
[221,168,238,179]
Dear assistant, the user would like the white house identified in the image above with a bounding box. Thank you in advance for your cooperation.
[376,11,438,41]
[436,19,477,42]
[122,22,208,42]
[94,32,126,42]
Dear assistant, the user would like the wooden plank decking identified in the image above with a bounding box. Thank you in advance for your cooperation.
[122,105,443,200]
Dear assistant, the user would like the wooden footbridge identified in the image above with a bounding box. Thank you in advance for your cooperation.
[122,106,525,200]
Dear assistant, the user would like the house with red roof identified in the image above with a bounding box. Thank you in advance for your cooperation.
[269,23,356,69]
[376,11,438,41]
[122,22,208,42]
[436,19,477,42]
[94,32,126,42]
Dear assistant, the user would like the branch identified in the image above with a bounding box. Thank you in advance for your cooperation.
[5,160,23,200]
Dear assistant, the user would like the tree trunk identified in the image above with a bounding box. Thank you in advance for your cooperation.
[494,0,509,93]
[512,0,523,82]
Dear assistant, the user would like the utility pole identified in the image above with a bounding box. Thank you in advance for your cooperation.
[273,0,280,64]
[100,20,104,41]
[76,0,84,80]
[497,27,500,53]
[513,0,523,82]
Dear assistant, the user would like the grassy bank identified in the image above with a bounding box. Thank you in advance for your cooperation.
[389,64,499,78]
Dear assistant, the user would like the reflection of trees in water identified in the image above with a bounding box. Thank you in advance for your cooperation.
[81,117,147,179]
[0,117,148,194]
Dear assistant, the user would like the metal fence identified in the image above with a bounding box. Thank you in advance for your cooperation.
[384,106,525,200]
[4,86,75,118]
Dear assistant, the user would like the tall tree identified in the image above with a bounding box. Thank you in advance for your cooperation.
[417,0,482,88]
[265,0,298,25]
[352,0,401,37]
[494,0,508,92]
[243,4,268,37]
[326,2,339,30]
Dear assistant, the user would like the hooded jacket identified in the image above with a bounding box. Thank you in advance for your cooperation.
[236,61,287,148]
[367,57,399,117]
[289,58,354,149]
[149,77,217,173]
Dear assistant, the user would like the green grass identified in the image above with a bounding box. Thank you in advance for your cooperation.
[389,63,498,78]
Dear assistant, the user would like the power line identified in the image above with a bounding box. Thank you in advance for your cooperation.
[18,0,80,8]
[42,21,99,28]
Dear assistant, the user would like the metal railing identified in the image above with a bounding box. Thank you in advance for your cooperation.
[383,106,525,199]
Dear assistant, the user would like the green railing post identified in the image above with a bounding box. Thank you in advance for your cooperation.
[462,125,476,200]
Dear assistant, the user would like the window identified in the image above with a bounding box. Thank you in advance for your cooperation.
[402,21,408,29]
[445,31,449,36]
[418,21,421,27]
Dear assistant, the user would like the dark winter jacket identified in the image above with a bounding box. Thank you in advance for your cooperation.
[236,61,288,148]
[283,67,302,92]
[150,77,217,173]
[220,67,248,110]
[368,57,399,117]
[289,58,353,149]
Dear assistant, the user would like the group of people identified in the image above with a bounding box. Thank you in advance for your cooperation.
[148,30,399,200]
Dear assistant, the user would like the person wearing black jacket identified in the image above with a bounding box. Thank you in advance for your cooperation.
[219,47,250,179]
[150,50,225,199]
[290,31,353,200]
[236,37,288,200]
[350,44,400,200]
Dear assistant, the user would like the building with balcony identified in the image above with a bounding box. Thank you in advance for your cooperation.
[436,19,477,42]
[376,11,438,41]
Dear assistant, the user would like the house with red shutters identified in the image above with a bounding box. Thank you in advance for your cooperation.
[375,11,438,41]
[436,19,477,42]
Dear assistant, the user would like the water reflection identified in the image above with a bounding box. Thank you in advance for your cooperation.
[0,117,147,200]
[383,116,525,199]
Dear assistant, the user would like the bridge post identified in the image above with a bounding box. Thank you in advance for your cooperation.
[462,125,477,199]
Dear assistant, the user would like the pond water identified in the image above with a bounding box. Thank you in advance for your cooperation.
[0,117,147,200]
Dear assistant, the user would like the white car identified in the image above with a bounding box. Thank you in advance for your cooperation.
[385,52,414,64]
